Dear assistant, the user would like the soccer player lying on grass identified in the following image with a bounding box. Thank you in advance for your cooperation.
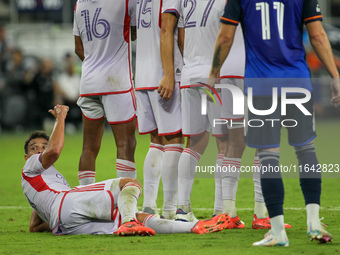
[22,105,230,236]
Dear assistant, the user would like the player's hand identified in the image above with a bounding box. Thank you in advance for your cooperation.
[205,76,220,102]
[48,105,69,120]
[330,77,340,107]
[158,76,175,101]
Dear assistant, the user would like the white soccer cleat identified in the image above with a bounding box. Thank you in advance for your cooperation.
[253,230,289,247]
[307,220,333,244]
[173,208,198,222]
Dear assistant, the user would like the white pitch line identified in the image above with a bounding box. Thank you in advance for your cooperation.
[1,206,340,211]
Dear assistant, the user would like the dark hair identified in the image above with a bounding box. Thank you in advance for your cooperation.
[24,131,49,154]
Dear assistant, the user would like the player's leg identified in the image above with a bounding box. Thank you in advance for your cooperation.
[176,132,210,221]
[136,212,230,234]
[142,131,164,215]
[104,92,137,179]
[77,96,105,185]
[287,95,332,243]
[150,84,183,220]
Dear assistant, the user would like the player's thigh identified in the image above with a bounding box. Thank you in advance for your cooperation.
[181,88,210,136]
[286,95,316,146]
[245,96,281,149]
[149,84,182,136]
[135,90,158,134]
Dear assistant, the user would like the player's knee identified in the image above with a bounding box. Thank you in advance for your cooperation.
[119,177,141,191]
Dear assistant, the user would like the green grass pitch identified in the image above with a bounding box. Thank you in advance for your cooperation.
[0,120,339,255]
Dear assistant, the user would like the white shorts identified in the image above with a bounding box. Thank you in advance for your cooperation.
[135,84,181,136]
[53,179,123,235]
[77,91,136,124]
[220,78,244,123]
[181,88,226,136]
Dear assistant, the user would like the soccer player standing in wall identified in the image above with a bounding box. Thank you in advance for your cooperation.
[73,0,139,184]
[209,0,340,247]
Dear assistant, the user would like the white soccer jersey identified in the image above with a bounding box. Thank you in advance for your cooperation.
[135,0,183,90]
[21,154,71,229]
[73,0,137,96]
[178,0,245,87]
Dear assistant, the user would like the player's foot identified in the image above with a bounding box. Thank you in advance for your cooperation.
[191,213,230,234]
[174,208,198,222]
[253,230,289,247]
[227,215,245,229]
[307,220,333,244]
[116,219,155,236]
[252,214,292,229]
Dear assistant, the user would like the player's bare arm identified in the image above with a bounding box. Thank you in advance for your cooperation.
[306,21,340,107]
[178,27,184,56]
[29,210,51,233]
[40,105,69,169]
[209,23,237,79]
[158,13,178,101]
[131,26,137,41]
[74,35,84,61]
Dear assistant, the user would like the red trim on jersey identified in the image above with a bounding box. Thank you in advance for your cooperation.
[135,87,159,91]
[79,87,133,97]
[304,15,323,22]
[220,17,239,24]
[130,90,137,110]
[52,192,68,236]
[74,2,77,11]
[124,0,130,43]
[107,190,116,221]
[138,128,158,135]
[22,173,62,193]
[159,0,162,29]
[81,112,105,121]
[158,129,182,136]
[220,75,244,79]
[107,114,136,125]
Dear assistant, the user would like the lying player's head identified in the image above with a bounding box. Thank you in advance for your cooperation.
[24,131,50,160]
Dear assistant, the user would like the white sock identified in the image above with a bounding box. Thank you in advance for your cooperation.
[223,200,237,218]
[162,144,184,218]
[214,153,224,215]
[253,156,267,218]
[221,157,241,217]
[306,203,320,228]
[270,215,285,236]
[78,170,96,185]
[118,184,141,223]
[143,143,163,210]
[144,215,196,234]
[116,159,137,179]
[178,148,201,213]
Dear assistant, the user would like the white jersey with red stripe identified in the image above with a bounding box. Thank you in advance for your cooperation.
[178,0,244,87]
[73,0,137,96]
[135,0,183,90]
[21,154,71,229]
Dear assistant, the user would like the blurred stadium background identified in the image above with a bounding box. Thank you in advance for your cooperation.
[0,0,339,133]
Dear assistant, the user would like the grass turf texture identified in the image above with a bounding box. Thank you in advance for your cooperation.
[0,120,339,255]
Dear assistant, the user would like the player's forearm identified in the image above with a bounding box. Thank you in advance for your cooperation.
[307,22,339,79]
[210,24,235,77]
[160,13,176,79]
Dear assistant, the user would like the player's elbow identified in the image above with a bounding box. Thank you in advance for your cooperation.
[218,33,234,47]
[310,31,328,46]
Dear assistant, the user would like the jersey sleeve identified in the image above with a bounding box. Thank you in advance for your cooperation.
[72,2,80,36]
[22,154,46,176]
[220,0,241,26]
[162,0,180,18]
[129,0,137,26]
[303,0,323,24]
[177,2,184,28]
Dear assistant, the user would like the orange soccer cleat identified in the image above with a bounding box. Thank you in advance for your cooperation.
[227,215,246,229]
[191,213,230,234]
[116,219,155,236]
[252,214,292,229]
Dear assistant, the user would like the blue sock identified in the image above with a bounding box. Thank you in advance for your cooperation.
[295,143,321,205]
[259,150,284,218]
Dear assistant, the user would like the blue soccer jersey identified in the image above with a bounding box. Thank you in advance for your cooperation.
[221,0,323,96]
